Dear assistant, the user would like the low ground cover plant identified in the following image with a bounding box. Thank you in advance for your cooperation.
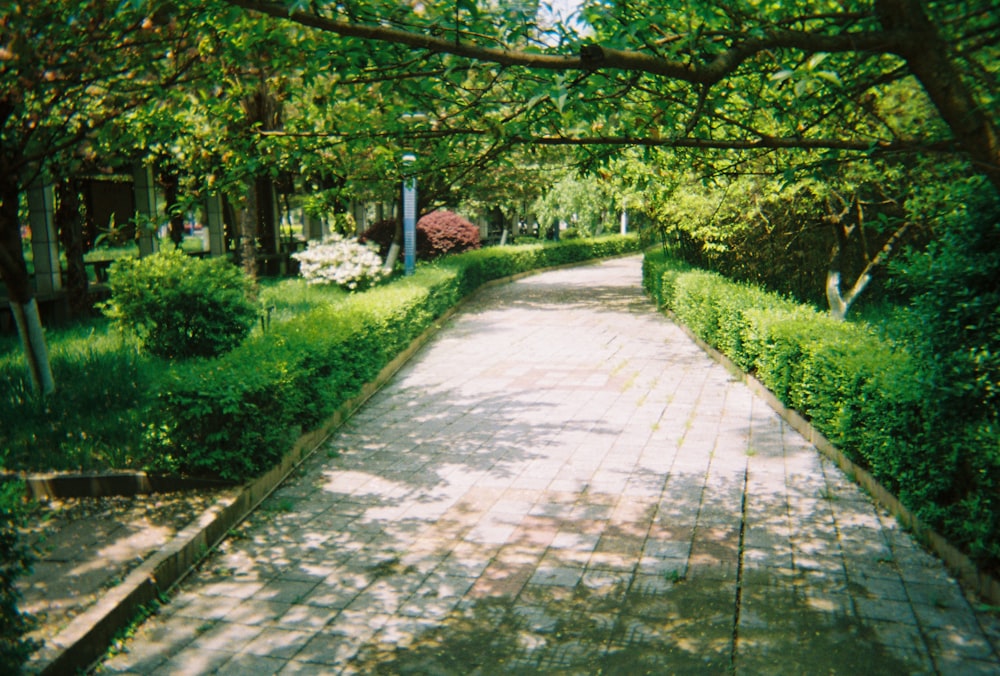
[643,249,1000,576]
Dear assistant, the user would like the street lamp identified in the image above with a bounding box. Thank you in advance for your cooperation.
[402,153,417,276]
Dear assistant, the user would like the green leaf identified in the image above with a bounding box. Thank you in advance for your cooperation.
[814,71,842,87]
[806,52,829,70]
[456,0,479,20]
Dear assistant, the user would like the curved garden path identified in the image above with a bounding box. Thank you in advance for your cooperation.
[99,255,1000,674]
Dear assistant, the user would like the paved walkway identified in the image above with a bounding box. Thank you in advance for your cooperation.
[99,256,1000,675]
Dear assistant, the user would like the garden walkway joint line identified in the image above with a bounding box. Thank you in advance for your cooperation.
[99,256,1000,674]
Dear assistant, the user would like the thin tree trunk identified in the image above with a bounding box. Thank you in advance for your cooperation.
[10,298,54,395]
[826,222,851,320]
[0,179,55,394]
[239,181,259,281]
[162,170,186,248]
[826,221,912,320]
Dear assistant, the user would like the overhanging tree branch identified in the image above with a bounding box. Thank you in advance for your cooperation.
[227,0,900,84]
[511,134,955,154]
[227,0,1000,192]
[258,125,955,158]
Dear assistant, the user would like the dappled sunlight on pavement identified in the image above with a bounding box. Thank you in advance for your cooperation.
[98,257,1000,675]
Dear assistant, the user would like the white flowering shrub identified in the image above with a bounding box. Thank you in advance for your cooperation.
[292,234,389,291]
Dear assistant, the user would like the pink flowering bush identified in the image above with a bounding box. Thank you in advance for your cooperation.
[292,234,388,291]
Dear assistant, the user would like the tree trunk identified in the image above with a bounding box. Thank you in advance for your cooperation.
[0,178,55,395]
[826,222,852,320]
[256,176,279,275]
[56,179,89,317]
[384,212,403,272]
[239,181,259,281]
[162,170,186,248]
[826,220,912,320]
[877,0,1000,193]
[10,298,55,395]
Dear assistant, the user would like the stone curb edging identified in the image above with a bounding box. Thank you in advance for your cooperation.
[30,263,542,675]
[666,310,1000,608]
[22,472,235,500]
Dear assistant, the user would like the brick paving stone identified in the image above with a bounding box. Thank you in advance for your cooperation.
[93,256,1000,675]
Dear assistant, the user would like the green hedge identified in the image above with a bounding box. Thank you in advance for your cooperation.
[151,236,639,480]
[643,249,1000,574]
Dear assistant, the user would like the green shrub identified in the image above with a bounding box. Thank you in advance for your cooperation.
[103,249,258,360]
[0,480,38,672]
[152,271,455,480]
[889,177,1000,426]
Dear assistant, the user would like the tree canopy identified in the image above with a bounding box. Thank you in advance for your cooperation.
[227,0,999,191]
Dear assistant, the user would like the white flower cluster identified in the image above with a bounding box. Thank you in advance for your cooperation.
[292,234,388,291]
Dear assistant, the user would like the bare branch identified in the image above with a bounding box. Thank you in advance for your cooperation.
[512,134,954,154]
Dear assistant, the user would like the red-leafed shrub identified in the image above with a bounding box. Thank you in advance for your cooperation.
[417,210,481,259]
[359,218,397,258]
[360,211,481,261]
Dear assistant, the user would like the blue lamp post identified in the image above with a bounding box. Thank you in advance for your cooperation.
[402,152,417,276]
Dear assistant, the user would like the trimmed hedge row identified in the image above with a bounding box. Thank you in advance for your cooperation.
[643,249,1000,573]
[153,236,639,481]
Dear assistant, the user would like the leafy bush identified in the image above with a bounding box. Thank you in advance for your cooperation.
[152,271,458,479]
[417,210,481,259]
[0,480,38,672]
[103,249,258,360]
[889,176,1000,426]
[291,234,388,291]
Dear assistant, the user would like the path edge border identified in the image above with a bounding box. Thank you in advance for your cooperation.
[30,256,605,676]
[664,309,1000,609]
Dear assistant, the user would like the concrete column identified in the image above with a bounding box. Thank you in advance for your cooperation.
[205,194,226,256]
[27,182,61,295]
[304,212,325,241]
[132,164,159,257]
[351,200,366,234]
